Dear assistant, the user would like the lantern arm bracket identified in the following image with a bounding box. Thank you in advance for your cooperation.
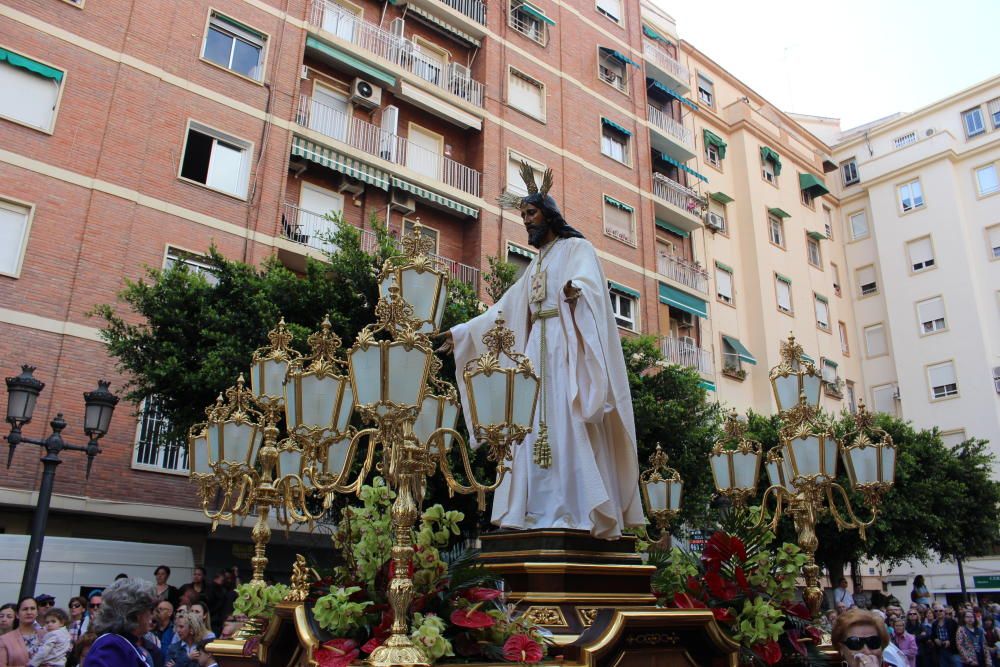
[308,427,379,501]
[825,482,878,540]
[196,468,256,530]
[753,484,788,533]
[432,427,507,512]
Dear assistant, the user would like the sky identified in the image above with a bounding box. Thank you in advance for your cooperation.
[659,0,1000,131]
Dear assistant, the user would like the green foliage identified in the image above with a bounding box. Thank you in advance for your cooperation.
[332,477,395,590]
[232,582,290,619]
[312,586,372,635]
[482,255,518,304]
[621,336,723,529]
[410,613,453,660]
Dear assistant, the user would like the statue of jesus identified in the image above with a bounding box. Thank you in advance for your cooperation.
[440,165,644,539]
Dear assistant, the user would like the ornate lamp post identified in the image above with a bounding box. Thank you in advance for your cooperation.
[709,336,896,619]
[639,444,684,550]
[189,223,541,667]
[4,366,119,598]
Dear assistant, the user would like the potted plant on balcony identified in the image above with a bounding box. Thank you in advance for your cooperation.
[823,378,844,398]
[722,365,746,381]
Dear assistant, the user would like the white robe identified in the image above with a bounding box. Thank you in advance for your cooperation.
[451,237,644,539]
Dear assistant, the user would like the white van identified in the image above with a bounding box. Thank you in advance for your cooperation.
[0,535,195,604]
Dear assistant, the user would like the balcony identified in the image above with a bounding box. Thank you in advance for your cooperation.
[647,104,696,161]
[643,41,690,93]
[651,173,704,233]
[657,253,708,295]
[307,0,485,108]
[297,95,481,197]
[281,203,480,290]
[660,336,713,375]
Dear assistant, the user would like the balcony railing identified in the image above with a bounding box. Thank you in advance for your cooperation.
[441,0,486,24]
[308,0,484,107]
[660,336,713,374]
[657,253,709,294]
[652,173,704,214]
[647,105,694,148]
[298,95,481,197]
[643,41,689,86]
[282,203,480,290]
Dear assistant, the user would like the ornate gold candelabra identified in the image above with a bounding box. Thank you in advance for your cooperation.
[189,222,540,666]
[638,444,684,550]
[709,335,896,619]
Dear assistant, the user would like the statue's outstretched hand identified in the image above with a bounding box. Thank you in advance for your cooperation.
[563,280,582,312]
[435,330,454,355]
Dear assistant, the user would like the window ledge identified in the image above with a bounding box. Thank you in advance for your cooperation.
[130,462,190,477]
[177,176,249,201]
[198,57,266,86]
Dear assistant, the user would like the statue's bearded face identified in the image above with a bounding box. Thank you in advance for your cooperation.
[521,204,550,248]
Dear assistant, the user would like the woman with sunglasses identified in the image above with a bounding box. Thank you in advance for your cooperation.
[833,608,892,667]
[66,598,87,645]
[957,610,992,667]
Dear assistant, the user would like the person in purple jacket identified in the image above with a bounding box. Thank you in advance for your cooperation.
[85,579,157,667]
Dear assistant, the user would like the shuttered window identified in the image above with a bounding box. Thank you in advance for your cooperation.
[907,236,935,272]
[856,265,878,296]
[928,362,958,399]
[508,69,544,118]
[916,296,946,335]
[864,323,887,357]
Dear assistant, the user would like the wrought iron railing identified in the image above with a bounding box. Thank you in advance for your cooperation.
[660,336,713,374]
[642,41,690,85]
[652,173,704,215]
[647,104,694,147]
[439,0,486,24]
[657,253,709,294]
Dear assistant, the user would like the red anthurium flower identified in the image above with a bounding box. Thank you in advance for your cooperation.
[805,626,823,645]
[751,640,782,665]
[672,593,706,609]
[685,575,703,596]
[462,587,503,602]
[450,609,495,629]
[703,532,747,568]
[711,607,735,624]
[734,567,751,594]
[786,628,807,656]
[503,634,543,663]
[705,570,738,601]
[361,637,383,655]
[315,639,359,667]
[783,601,812,620]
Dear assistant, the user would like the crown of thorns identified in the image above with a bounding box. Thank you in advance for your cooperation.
[497,161,554,209]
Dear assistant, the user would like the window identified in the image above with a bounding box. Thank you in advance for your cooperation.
[906,236,935,272]
[775,275,792,314]
[975,164,1000,196]
[892,131,917,149]
[916,296,946,335]
[856,265,878,297]
[506,150,545,197]
[508,68,545,120]
[963,107,986,138]
[706,143,721,168]
[509,1,548,45]
[801,187,814,208]
[823,205,834,239]
[761,158,776,184]
[132,396,188,474]
[412,38,448,87]
[846,380,857,414]
[403,219,439,254]
[821,358,839,385]
[871,384,897,415]
[841,158,859,186]
[989,97,1000,129]
[0,48,64,132]
[506,242,535,280]
[696,73,714,107]
[598,53,627,92]
[831,263,842,297]
[203,13,267,80]
[898,179,924,212]
[768,214,784,247]
[864,323,887,357]
[989,225,1000,260]
[814,294,830,330]
[406,122,443,179]
[601,121,630,163]
[609,288,636,330]
[807,237,822,267]
[927,361,958,400]
[941,430,967,447]
[848,210,869,240]
[179,121,252,197]
[0,199,32,278]
[838,321,849,355]
[603,196,634,245]
[165,247,219,285]
[595,0,621,23]
[716,265,733,304]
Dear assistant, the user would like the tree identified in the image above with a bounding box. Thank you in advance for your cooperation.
[621,336,723,530]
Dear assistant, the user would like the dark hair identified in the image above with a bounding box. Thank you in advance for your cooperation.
[520,193,585,240]
[13,596,37,629]
[115,573,129,581]
[155,565,171,577]
[196,639,213,653]
[194,566,206,576]
[44,608,70,625]
[68,596,87,612]
[0,602,16,625]
[913,575,925,587]
[92,578,156,638]
[71,632,98,666]
[87,590,103,602]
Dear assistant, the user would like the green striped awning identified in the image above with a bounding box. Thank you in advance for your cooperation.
[699,379,716,392]
[760,146,783,175]
[292,137,390,190]
[604,195,634,212]
[658,283,708,318]
[647,78,698,111]
[0,48,63,83]
[714,260,733,273]
[507,243,536,260]
[405,4,482,46]
[824,358,838,368]
[768,207,791,219]
[599,47,639,68]
[807,230,826,241]
[703,130,728,159]
[710,191,734,204]
[721,335,757,365]
[608,281,640,299]
[602,117,632,137]
[391,177,479,218]
[655,218,689,238]
[815,293,829,304]
[642,24,672,45]
[799,172,830,198]
[800,353,815,365]
[775,273,792,284]
[305,36,396,87]
[517,1,556,25]
[653,150,709,183]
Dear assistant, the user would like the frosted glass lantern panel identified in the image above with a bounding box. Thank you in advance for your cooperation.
[191,432,211,474]
[413,396,441,448]
[645,479,667,512]
[710,453,731,491]
[324,436,352,476]
[470,372,508,427]
[289,374,352,433]
[803,372,822,407]
[765,459,782,488]
[511,372,538,429]
[733,451,760,489]
[774,374,799,411]
[350,346,383,407]
[881,445,897,484]
[669,480,683,511]
[822,437,838,477]
[847,445,878,485]
[387,344,429,407]
[789,435,821,478]
[251,357,288,402]
[399,269,444,334]
[781,455,797,492]
[278,448,303,478]
[220,421,260,465]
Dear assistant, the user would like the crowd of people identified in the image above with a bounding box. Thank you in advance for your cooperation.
[0,567,246,667]
[824,577,999,667]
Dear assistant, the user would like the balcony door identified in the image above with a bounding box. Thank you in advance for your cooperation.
[406,123,442,181]
[322,0,358,42]
[298,183,344,254]
[310,83,349,142]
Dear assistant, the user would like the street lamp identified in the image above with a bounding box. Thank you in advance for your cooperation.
[709,335,896,619]
[639,444,684,550]
[4,366,119,599]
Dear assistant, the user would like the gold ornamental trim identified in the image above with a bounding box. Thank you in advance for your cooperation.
[476,548,642,561]
[483,562,656,575]
[523,606,569,627]
[577,607,602,627]
[508,592,658,604]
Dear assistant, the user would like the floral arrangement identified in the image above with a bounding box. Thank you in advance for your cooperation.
[648,509,822,666]
[309,478,549,665]
[233,582,291,619]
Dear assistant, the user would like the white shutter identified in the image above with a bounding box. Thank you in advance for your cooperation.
[864,324,886,357]
[815,298,829,327]
[872,385,896,415]
[716,268,733,302]
[596,0,621,20]
[928,363,956,389]
[907,237,934,270]
[406,124,441,179]
[857,265,877,295]
[775,279,791,311]
[849,211,868,239]
[0,60,60,131]
[604,202,632,241]
[822,360,837,383]
[509,70,542,117]
[379,105,399,161]
[390,17,406,37]
[990,226,1000,258]
[917,297,945,333]
[205,139,245,195]
[0,201,30,275]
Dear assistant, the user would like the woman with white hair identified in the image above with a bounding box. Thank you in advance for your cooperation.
[84,579,157,667]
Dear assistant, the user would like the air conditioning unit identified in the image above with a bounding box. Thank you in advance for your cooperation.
[337,175,364,196]
[706,211,725,231]
[350,78,382,109]
[679,335,697,349]
[301,65,309,79]
[389,190,416,214]
[675,311,695,329]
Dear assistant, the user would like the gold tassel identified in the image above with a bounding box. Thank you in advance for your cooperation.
[534,423,552,468]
